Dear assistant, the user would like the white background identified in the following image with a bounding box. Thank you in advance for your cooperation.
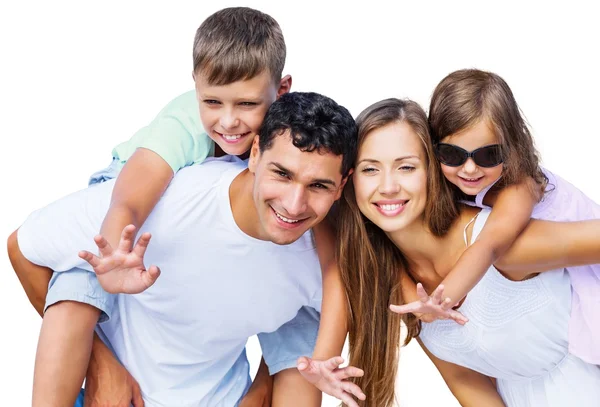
[1,1,598,406]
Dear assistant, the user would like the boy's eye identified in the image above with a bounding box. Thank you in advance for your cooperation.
[203,99,221,105]
[240,101,258,106]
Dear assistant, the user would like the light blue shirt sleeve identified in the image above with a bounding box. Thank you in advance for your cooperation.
[257,306,320,375]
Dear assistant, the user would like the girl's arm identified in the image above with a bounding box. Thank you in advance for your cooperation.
[495,217,600,280]
[92,148,174,294]
[296,220,366,406]
[436,178,539,305]
[417,339,506,407]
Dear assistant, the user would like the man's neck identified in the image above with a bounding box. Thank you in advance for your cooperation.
[229,169,264,240]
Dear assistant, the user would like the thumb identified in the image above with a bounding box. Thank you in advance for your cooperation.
[297,356,311,371]
[144,265,161,288]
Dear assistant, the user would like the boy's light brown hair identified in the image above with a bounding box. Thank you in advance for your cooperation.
[193,7,286,86]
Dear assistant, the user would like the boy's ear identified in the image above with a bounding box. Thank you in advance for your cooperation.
[277,75,292,98]
[248,136,261,173]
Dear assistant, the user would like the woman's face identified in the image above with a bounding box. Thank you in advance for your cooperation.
[354,121,428,233]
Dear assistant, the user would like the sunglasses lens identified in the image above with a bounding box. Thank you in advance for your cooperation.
[474,145,503,167]
[436,144,466,166]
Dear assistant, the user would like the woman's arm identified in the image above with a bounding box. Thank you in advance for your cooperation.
[417,339,506,407]
[495,218,600,280]
[296,220,366,406]
[312,220,347,359]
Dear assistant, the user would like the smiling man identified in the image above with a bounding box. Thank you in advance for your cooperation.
[12,92,357,407]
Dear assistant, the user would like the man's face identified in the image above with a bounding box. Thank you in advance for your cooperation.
[248,133,347,245]
[194,70,291,156]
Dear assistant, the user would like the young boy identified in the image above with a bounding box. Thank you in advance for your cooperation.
[8,7,362,407]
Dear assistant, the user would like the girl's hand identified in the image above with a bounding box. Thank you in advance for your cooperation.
[389,283,469,325]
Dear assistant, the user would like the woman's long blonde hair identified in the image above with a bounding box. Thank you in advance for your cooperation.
[337,98,458,406]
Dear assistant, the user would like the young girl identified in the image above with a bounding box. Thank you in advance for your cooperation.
[391,69,599,364]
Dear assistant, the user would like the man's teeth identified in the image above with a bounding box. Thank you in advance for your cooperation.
[222,134,244,141]
[381,203,402,211]
[275,211,300,223]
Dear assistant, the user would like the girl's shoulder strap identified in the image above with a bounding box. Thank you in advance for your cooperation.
[463,212,479,247]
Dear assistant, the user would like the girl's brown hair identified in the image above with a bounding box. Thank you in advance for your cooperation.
[429,69,546,189]
[337,98,458,406]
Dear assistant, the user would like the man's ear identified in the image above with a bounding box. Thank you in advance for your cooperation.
[334,168,353,201]
[248,136,261,173]
[276,75,292,98]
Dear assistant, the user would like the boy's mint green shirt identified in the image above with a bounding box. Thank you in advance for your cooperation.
[112,90,214,173]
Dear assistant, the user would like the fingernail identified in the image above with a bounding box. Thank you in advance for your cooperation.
[298,363,306,369]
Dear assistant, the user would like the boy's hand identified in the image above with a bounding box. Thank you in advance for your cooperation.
[389,283,469,325]
[84,346,144,407]
[79,224,161,294]
[297,356,365,407]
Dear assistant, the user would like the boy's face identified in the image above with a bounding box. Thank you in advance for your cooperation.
[248,134,347,245]
[194,70,291,156]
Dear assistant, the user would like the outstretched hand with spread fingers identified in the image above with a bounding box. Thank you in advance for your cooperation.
[78,224,161,294]
[297,356,366,407]
[389,283,469,325]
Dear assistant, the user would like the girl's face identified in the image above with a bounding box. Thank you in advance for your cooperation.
[439,120,504,196]
[354,121,428,233]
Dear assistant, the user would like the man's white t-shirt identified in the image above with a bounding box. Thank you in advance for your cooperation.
[18,157,323,406]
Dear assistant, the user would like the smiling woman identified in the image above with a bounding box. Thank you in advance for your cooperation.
[338,97,600,407]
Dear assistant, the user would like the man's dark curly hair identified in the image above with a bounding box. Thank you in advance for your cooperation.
[258,92,357,176]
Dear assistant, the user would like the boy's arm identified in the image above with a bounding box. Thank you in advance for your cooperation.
[417,339,506,407]
[93,147,173,294]
[439,179,538,305]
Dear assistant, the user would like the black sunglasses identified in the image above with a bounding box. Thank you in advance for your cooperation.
[435,143,503,168]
